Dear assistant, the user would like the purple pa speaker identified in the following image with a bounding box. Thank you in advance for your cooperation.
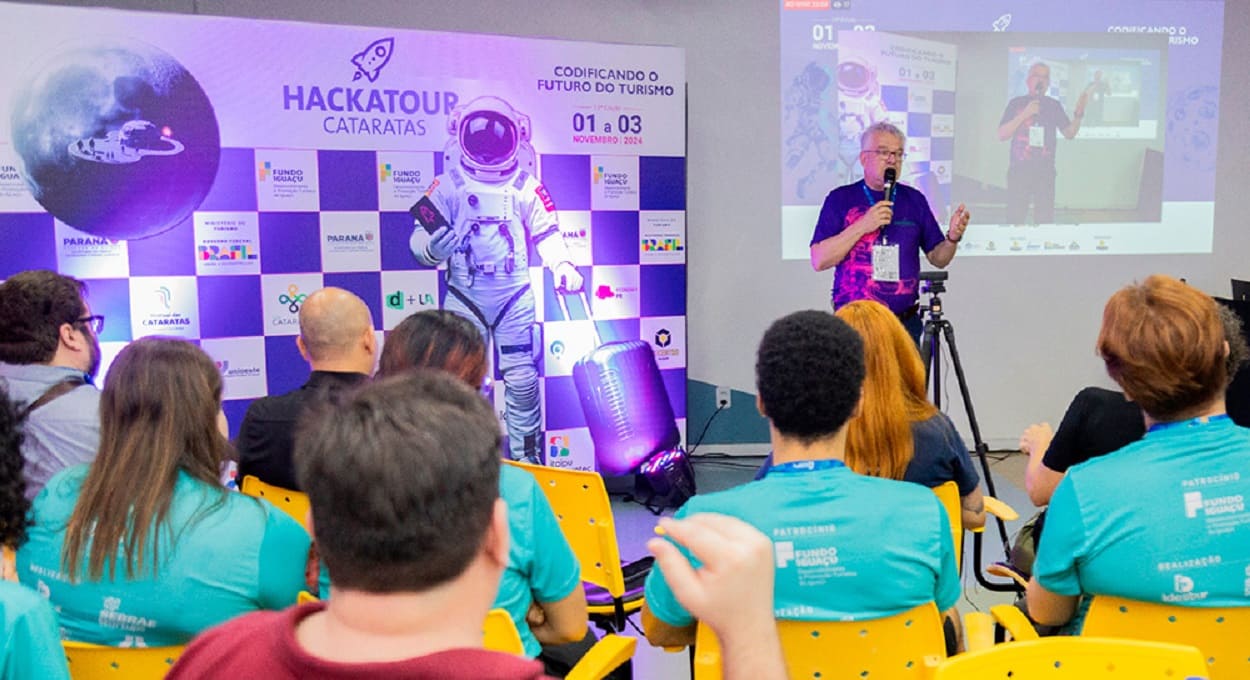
[572,340,681,476]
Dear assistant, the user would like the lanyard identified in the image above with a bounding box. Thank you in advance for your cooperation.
[770,459,847,474]
[1147,414,1230,434]
[860,182,881,207]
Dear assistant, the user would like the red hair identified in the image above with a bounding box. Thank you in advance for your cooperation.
[1097,275,1226,420]
[835,301,936,480]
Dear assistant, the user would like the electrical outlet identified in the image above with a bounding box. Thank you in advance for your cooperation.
[715,385,732,410]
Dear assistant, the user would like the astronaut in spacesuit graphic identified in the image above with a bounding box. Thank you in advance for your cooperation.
[410,95,583,462]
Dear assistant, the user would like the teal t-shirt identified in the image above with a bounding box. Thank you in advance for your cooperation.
[317,465,580,658]
[494,465,582,658]
[1034,416,1250,631]
[17,465,310,646]
[645,460,960,627]
[1,580,70,680]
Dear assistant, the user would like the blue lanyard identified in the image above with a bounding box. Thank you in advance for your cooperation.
[770,459,847,474]
[861,182,880,207]
[1147,414,1230,434]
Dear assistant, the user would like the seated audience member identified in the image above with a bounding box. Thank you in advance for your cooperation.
[0,270,102,500]
[645,310,960,648]
[647,514,786,680]
[374,310,587,668]
[168,373,785,679]
[17,338,309,646]
[1027,275,1250,630]
[756,300,985,528]
[1022,304,1249,509]
[0,385,70,680]
[236,287,375,490]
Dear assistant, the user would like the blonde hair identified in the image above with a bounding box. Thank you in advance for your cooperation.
[835,301,936,479]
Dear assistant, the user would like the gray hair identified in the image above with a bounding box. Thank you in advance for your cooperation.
[861,121,906,150]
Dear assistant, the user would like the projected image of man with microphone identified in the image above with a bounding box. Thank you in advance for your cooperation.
[810,121,970,340]
[998,61,1090,225]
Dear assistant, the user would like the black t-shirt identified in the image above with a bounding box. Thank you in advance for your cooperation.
[1042,386,1145,473]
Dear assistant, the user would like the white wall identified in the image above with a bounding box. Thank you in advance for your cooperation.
[26,0,1250,449]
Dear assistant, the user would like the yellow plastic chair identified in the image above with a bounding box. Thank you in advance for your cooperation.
[297,590,319,605]
[1081,596,1250,680]
[239,475,311,532]
[931,633,1209,679]
[692,601,946,680]
[482,607,636,680]
[503,460,647,632]
[62,641,185,679]
[932,482,1020,575]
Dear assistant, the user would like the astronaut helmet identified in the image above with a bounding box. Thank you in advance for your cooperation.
[447,96,532,179]
[835,57,880,99]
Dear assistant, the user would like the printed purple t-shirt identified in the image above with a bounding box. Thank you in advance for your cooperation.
[811,180,945,314]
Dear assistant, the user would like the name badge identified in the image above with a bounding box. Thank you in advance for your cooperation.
[872,243,900,282]
[1028,124,1045,148]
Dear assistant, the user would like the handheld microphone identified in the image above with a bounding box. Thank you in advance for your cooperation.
[883,167,897,203]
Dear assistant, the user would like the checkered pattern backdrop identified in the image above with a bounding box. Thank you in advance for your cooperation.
[0,147,688,472]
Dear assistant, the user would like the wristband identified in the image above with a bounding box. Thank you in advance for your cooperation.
[945,233,961,244]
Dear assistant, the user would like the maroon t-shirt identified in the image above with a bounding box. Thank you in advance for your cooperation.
[167,602,554,680]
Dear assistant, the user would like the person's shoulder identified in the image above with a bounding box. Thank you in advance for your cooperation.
[242,389,304,421]
[499,464,542,507]
[171,609,289,675]
[0,579,55,620]
[35,465,89,506]
[827,181,863,199]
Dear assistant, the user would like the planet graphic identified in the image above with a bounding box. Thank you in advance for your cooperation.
[10,40,220,240]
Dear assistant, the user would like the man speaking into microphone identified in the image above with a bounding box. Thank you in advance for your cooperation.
[998,61,1089,225]
[810,121,970,339]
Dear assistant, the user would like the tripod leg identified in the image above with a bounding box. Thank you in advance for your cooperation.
[939,321,1011,550]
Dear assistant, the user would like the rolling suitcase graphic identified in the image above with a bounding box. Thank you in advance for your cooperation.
[556,290,681,477]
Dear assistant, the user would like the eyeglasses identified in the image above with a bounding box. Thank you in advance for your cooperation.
[864,148,907,161]
[74,315,105,334]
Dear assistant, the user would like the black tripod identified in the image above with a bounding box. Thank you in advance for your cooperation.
[918,273,1017,591]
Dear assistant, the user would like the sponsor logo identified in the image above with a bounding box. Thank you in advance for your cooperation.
[594,284,639,300]
[385,290,435,310]
[155,286,172,311]
[351,37,395,83]
[773,541,839,569]
[198,244,258,261]
[379,163,423,184]
[326,231,375,243]
[549,340,566,357]
[215,360,262,379]
[279,284,309,314]
[592,165,629,187]
[641,237,684,252]
[548,435,570,458]
[61,236,121,247]
[1184,491,1246,518]
[257,162,305,183]
[654,329,671,348]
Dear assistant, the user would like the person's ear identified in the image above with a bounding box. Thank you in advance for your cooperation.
[755,393,767,418]
[363,328,378,358]
[295,335,311,363]
[59,322,84,352]
[483,498,510,568]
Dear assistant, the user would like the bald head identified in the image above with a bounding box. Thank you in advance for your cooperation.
[298,288,374,367]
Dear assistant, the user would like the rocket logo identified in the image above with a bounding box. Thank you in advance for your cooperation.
[352,38,395,82]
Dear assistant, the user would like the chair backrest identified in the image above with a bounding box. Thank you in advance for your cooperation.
[239,475,311,532]
[503,460,626,598]
[931,636,1209,679]
[483,608,525,655]
[931,481,963,569]
[62,641,185,679]
[693,602,946,680]
[1082,595,1250,680]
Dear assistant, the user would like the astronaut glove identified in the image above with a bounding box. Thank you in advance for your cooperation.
[553,261,584,293]
[424,225,459,262]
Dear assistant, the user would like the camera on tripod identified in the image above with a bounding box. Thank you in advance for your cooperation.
[919,269,948,295]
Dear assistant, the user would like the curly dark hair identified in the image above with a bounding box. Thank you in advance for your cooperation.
[0,383,29,549]
[756,310,865,443]
[0,270,88,364]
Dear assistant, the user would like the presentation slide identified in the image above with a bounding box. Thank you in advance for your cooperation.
[781,1,1223,258]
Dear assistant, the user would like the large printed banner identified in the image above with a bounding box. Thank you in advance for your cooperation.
[0,2,688,472]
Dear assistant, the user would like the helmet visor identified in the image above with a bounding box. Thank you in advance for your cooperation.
[460,111,518,168]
